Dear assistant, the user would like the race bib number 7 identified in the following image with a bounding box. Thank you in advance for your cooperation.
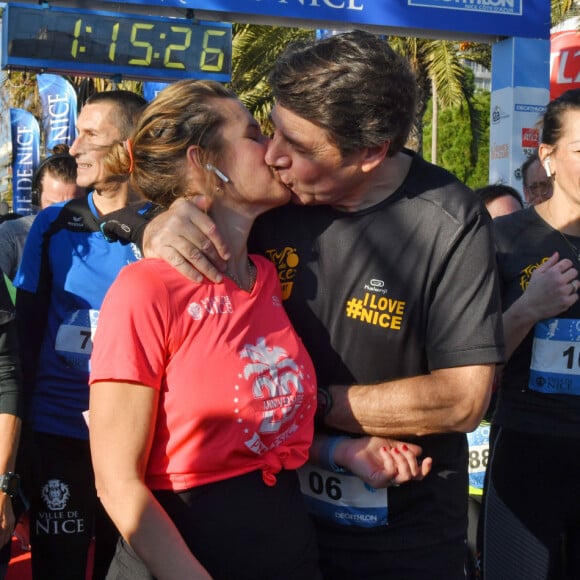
[55,309,99,371]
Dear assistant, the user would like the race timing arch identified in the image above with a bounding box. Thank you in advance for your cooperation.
[1,0,551,191]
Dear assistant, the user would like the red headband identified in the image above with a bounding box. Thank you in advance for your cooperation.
[124,139,135,174]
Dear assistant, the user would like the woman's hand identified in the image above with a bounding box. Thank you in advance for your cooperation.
[520,252,579,321]
[330,436,432,489]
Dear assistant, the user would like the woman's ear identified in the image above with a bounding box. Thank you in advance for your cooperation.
[186,146,203,171]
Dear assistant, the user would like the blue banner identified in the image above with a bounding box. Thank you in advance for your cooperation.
[99,0,549,40]
[142,82,170,102]
[37,74,78,150]
[10,108,40,216]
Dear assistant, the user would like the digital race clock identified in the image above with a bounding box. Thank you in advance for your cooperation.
[1,3,232,82]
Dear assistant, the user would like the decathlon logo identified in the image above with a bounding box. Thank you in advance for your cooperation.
[409,0,522,16]
[364,278,388,295]
[515,104,546,114]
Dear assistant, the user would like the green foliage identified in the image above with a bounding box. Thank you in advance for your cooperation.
[0,71,142,202]
[230,24,314,132]
[423,90,490,189]
[420,40,467,109]
[0,71,41,115]
[458,42,491,70]
[552,0,578,24]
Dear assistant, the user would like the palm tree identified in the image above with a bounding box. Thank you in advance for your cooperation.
[0,71,41,115]
[230,24,314,132]
[552,0,577,24]
[389,37,468,157]
[231,26,471,157]
[0,71,142,204]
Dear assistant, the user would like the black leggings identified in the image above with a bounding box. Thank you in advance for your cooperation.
[27,432,118,580]
[481,427,580,580]
[107,470,320,580]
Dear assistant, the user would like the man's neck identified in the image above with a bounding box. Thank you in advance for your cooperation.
[333,150,413,213]
[91,183,141,216]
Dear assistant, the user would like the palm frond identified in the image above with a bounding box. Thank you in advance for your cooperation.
[421,40,466,109]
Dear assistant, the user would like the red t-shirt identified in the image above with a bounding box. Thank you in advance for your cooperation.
[90,256,316,490]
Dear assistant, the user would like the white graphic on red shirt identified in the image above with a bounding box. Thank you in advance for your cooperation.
[240,337,305,454]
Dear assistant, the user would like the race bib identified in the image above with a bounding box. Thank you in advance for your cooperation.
[467,422,490,492]
[55,309,99,371]
[298,464,388,528]
[529,318,580,395]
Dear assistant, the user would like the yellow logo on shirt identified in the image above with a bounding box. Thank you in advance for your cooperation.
[520,257,550,292]
[345,292,406,330]
[264,247,300,300]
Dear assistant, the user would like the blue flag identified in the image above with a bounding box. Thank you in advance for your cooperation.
[143,82,170,102]
[10,108,40,216]
[37,74,78,150]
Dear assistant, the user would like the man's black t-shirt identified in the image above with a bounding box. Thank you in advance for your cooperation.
[250,151,505,551]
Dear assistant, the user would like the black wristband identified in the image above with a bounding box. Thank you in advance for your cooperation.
[315,387,332,424]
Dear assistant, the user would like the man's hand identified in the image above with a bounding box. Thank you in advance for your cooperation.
[0,494,15,548]
[333,436,432,489]
[142,197,230,282]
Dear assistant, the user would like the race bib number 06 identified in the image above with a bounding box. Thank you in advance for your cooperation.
[298,464,388,528]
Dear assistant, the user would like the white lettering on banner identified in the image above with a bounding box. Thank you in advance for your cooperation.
[274,0,364,9]
[47,94,72,143]
[555,49,580,85]
[522,127,539,148]
[408,0,520,15]
[514,104,546,113]
[15,126,35,193]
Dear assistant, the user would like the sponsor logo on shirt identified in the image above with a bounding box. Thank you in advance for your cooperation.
[520,256,550,292]
[67,215,85,228]
[37,479,86,536]
[264,246,299,300]
[345,278,407,330]
[187,296,234,320]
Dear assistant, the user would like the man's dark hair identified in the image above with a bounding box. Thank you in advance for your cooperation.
[474,184,523,208]
[521,152,540,187]
[269,30,418,157]
[85,90,147,141]
[31,144,78,204]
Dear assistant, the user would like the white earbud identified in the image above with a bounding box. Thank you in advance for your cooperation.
[544,157,552,178]
[205,163,230,183]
